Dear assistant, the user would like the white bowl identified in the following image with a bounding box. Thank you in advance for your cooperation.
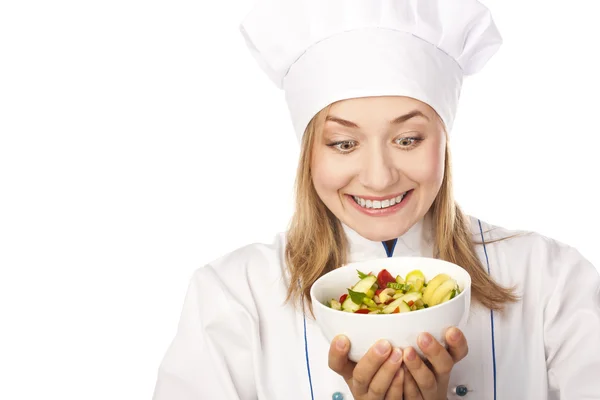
[310,256,471,362]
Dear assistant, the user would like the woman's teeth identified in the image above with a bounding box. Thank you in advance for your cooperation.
[352,192,408,209]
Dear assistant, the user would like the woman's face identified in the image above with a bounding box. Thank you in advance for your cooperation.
[311,96,446,242]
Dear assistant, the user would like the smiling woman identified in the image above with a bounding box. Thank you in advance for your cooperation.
[152,1,600,399]
[313,98,445,242]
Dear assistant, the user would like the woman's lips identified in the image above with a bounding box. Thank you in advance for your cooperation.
[347,189,413,217]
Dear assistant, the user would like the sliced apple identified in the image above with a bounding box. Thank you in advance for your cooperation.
[439,290,454,305]
[382,297,412,314]
[329,299,342,310]
[422,273,451,305]
[397,301,411,313]
[429,278,457,306]
[378,288,396,303]
[398,292,422,304]
[409,278,424,293]
[382,297,403,313]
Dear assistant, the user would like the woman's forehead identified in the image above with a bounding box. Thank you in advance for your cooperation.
[327,96,437,126]
[330,96,434,114]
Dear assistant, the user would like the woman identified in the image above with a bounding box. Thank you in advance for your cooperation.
[152,0,600,399]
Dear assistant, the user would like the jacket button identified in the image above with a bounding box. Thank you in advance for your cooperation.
[332,392,344,400]
[454,385,469,396]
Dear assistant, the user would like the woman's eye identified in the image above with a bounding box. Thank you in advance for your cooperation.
[395,136,424,149]
[328,140,357,152]
[397,137,416,146]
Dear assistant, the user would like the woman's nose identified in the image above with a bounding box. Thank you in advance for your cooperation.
[358,149,398,192]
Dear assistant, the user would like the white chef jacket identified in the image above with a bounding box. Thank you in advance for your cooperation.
[152,216,600,400]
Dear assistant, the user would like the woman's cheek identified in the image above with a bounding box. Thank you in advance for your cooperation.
[399,146,445,188]
[312,152,354,194]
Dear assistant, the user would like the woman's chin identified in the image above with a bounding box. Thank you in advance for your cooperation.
[348,220,411,242]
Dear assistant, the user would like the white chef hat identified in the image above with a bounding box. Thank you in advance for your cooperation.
[240,0,502,141]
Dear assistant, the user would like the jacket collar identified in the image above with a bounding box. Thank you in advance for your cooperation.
[341,211,435,262]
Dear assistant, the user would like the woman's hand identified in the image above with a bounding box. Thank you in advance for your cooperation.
[329,336,406,399]
[402,327,469,399]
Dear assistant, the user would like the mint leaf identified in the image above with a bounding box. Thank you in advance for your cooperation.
[348,289,366,305]
[357,270,370,279]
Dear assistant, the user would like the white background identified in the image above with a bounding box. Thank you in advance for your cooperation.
[1,1,599,399]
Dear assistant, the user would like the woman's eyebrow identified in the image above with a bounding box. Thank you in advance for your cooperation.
[325,115,360,128]
[390,110,430,124]
[326,110,429,129]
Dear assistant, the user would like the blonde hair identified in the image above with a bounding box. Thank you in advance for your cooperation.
[284,104,519,316]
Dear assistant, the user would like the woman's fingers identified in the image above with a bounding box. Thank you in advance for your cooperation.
[351,339,393,397]
[385,366,405,400]
[328,337,406,400]
[402,347,437,399]
[402,365,424,400]
[445,327,469,363]
[367,347,404,399]
[329,331,467,400]
[328,335,356,385]
[417,333,454,374]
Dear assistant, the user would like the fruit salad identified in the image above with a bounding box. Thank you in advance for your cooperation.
[326,268,460,314]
